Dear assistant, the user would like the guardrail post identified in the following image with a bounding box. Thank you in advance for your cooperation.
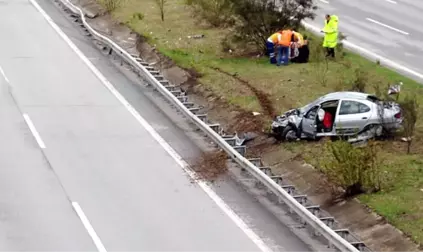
[350,242,365,251]
[319,217,335,229]
[248,158,262,167]
[258,167,272,176]
[334,229,350,239]
[223,137,236,146]
[233,146,246,156]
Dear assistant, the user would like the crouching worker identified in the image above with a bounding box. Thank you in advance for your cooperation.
[266,31,283,64]
[291,34,310,64]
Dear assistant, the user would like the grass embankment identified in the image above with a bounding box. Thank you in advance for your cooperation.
[110,0,423,244]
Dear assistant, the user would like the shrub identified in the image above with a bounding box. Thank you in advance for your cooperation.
[124,12,144,25]
[312,57,329,87]
[399,95,419,154]
[188,0,235,27]
[350,67,368,92]
[319,140,384,198]
[335,32,347,59]
[99,0,123,13]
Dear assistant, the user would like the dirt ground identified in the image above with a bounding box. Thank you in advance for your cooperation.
[70,0,421,250]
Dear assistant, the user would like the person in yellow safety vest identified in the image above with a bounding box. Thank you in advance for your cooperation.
[266,31,283,64]
[289,31,304,60]
[293,31,304,47]
[321,14,339,58]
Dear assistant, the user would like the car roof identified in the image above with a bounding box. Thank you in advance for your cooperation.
[320,91,370,101]
[299,92,375,113]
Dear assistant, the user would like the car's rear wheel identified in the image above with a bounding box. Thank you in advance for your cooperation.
[282,125,298,142]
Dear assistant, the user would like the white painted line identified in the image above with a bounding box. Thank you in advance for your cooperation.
[29,1,273,251]
[0,65,10,83]
[23,114,46,149]
[319,0,329,3]
[301,21,423,81]
[72,202,107,252]
[366,17,409,35]
[385,0,397,4]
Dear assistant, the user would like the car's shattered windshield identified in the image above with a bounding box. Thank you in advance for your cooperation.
[298,96,324,114]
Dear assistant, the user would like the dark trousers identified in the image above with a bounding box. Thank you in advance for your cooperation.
[325,47,335,58]
[266,41,277,64]
[291,45,310,63]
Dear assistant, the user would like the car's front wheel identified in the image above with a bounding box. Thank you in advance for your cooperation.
[282,125,298,142]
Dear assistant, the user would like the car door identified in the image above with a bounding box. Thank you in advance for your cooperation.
[335,99,372,136]
[301,105,319,137]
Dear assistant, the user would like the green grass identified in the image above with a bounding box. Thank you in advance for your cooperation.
[109,0,423,245]
[360,155,423,243]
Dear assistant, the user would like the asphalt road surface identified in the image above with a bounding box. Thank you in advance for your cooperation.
[0,0,315,251]
[308,0,423,78]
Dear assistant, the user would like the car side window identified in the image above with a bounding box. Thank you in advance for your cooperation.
[339,100,370,115]
[305,106,319,119]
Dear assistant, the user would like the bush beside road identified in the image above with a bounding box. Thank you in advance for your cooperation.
[97,0,423,248]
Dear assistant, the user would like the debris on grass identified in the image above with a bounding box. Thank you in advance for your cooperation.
[191,150,228,183]
[228,111,265,132]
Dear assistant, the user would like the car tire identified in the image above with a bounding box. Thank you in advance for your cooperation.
[282,125,298,142]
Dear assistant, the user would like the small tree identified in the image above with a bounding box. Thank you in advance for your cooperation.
[350,67,368,92]
[399,95,419,154]
[308,36,329,86]
[155,0,166,22]
[335,32,347,59]
[100,0,123,13]
[226,0,317,53]
[320,140,384,198]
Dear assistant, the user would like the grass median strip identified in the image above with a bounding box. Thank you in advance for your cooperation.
[103,0,423,246]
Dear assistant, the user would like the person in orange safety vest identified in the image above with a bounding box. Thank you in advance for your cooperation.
[276,29,296,66]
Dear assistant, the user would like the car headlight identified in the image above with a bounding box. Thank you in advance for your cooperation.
[271,121,280,128]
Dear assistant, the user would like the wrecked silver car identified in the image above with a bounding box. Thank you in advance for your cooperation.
[271,91,403,142]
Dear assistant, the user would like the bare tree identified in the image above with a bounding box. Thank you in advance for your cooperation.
[155,0,166,21]
[399,95,419,154]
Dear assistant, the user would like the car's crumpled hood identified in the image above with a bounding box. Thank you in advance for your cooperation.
[272,109,302,128]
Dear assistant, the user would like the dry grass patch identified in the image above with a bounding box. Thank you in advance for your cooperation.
[191,150,228,183]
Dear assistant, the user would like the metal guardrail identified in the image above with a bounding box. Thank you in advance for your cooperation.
[54,1,366,251]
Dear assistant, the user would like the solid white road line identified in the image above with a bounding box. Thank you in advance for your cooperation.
[0,65,10,83]
[72,202,107,252]
[385,0,397,4]
[319,0,329,4]
[23,114,46,149]
[366,17,409,35]
[28,0,274,251]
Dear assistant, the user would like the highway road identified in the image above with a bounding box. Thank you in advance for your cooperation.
[308,0,423,78]
[0,0,316,251]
